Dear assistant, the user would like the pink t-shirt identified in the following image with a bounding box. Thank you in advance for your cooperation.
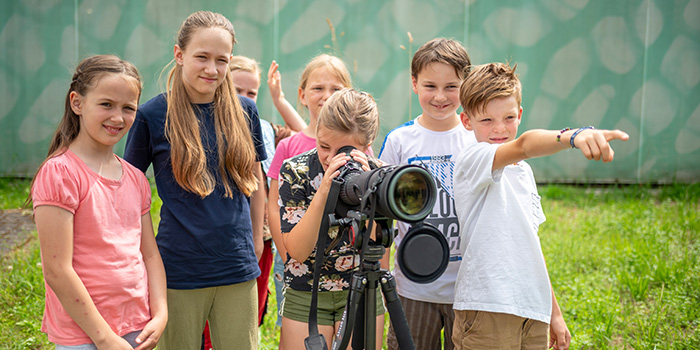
[32,150,152,346]
[267,131,317,180]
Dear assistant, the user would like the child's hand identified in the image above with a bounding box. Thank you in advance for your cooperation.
[267,60,284,102]
[348,149,371,172]
[572,129,629,163]
[549,313,571,350]
[319,152,351,191]
[95,334,134,350]
[133,315,167,350]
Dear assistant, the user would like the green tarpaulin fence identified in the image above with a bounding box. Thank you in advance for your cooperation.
[1,0,698,182]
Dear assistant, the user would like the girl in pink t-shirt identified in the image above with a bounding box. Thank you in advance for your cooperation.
[29,55,167,350]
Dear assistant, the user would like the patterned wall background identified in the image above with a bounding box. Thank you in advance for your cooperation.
[1,0,698,182]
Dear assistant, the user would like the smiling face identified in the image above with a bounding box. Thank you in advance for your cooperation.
[461,95,522,144]
[316,125,369,171]
[70,73,140,151]
[412,62,462,129]
[299,66,346,122]
[174,26,233,104]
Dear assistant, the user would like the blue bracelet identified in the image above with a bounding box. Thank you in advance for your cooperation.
[570,126,595,149]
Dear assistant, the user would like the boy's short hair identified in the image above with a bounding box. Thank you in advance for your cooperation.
[460,62,521,117]
[229,55,261,76]
[411,38,471,80]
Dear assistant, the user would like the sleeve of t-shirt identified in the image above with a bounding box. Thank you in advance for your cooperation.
[32,158,80,214]
[266,138,290,180]
[136,168,152,216]
[240,95,267,163]
[454,142,504,194]
[277,158,311,234]
[124,108,153,173]
[378,133,399,165]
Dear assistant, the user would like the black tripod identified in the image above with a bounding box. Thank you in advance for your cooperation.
[329,213,416,350]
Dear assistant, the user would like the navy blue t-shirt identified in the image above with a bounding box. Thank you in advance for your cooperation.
[124,93,266,289]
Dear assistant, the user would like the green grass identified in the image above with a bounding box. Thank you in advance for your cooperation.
[1,178,699,349]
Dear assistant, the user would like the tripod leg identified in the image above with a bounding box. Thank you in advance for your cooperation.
[332,273,365,350]
[380,273,415,350]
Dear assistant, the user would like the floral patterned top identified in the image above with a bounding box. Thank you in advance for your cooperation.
[279,148,360,292]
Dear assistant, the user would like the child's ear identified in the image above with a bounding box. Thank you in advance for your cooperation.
[173,45,184,65]
[69,91,82,115]
[517,106,523,124]
[460,111,473,130]
[411,76,419,95]
[298,86,307,107]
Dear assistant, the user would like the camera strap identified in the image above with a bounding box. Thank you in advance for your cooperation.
[305,178,342,350]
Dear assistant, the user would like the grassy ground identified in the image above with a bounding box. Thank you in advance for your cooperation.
[1,178,698,349]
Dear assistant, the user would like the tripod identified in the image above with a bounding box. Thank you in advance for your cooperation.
[329,214,416,350]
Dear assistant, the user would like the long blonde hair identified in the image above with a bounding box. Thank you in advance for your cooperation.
[165,11,257,198]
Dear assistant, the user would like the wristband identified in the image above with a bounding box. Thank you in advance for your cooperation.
[557,128,571,145]
[570,126,595,149]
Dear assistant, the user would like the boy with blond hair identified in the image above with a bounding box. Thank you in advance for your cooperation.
[379,38,475,350]
[452,62,628,350]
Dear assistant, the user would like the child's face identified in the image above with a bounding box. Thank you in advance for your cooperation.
[300,66,346,121]
[461,95,522,144]
[70,73,140,150]
[316,126,369,171]
[174,27,233,104]
[412,62,462,123]
[230,70,260,102]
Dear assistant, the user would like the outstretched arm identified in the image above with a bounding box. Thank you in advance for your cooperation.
[268,60,306,132]
[35,206,133,349]
[493,128,629,171]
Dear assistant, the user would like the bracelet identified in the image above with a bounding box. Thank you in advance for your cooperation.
[557,128,571,145]
[570,126,595,149]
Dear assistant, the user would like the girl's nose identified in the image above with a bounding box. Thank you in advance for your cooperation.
[204,60,217,75]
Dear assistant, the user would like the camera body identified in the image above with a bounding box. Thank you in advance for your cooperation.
[332,146,450,283]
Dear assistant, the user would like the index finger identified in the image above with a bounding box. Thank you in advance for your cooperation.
[605,130,629,142]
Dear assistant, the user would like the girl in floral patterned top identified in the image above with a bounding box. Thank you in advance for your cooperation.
[278,88,387,350]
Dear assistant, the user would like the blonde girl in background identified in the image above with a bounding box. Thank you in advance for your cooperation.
[31,55,167,350]
[124,11,266,349]
[266,53,352,281]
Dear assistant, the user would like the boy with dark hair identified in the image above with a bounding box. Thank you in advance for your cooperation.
[379,37,475,350]
[452,61,628,350]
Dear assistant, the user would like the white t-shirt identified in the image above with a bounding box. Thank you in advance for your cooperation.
[452,142,552,324]
[378,117,476,303]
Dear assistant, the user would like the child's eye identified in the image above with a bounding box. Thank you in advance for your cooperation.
[248,92,257,98]
[235,88,243,94]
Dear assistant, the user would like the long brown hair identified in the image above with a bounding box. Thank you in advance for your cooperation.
[165,11,257,198]
[27,55,142,206]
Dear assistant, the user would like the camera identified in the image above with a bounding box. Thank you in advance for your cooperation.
[333,146,449,283]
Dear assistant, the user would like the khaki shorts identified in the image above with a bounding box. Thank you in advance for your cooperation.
[452,310,548,350]
[282,288,385,326]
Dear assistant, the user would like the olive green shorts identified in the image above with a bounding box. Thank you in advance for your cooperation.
[282,288,386,326]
